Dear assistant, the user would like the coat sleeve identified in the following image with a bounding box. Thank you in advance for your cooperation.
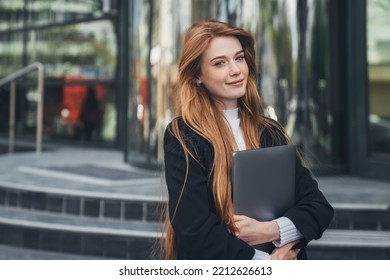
[283,155,334,245]
[164,123,255,259]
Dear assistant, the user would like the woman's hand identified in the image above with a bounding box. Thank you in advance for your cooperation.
[233,215,280,245]
[270,241,300,260]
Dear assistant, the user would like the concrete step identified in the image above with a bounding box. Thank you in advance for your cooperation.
[318,176,390,231]
[0,206,161,259]
[311,229,390,248]
[4,182,390,232]
[307,229,390,259]
[0,181,163,223]
[329,205,390,231]
[2,181,389,231]
[0,244,106,260]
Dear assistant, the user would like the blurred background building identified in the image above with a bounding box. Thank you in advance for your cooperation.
[0,0,389,259]
[0,0,389,178]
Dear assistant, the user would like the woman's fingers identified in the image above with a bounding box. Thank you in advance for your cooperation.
[271,241,301,260]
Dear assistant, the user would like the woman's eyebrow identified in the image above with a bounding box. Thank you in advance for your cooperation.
[209,50,244,62]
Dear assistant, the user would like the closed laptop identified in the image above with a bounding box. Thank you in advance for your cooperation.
[232,144,296,253]
[232,144,296,222]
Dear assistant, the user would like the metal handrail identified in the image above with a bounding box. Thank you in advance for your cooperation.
[0,62,44,155]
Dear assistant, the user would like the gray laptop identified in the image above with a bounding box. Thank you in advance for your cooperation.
[232,144,296,222]
[232,144,296,253]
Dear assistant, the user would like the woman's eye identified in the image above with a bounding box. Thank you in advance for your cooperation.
[236,55,245,61]
[214,60,225,66]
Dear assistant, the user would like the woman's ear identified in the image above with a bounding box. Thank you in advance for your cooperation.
[196,78,203,86]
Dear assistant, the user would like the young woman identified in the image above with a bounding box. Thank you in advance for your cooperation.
[162,20,333,260]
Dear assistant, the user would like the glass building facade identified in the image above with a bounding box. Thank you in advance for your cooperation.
[367,0,390,156]
[0,0,118,144]
[127,0,339,171]
[1,0,389,180]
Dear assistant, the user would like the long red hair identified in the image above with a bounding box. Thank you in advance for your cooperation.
[161,20,278,259]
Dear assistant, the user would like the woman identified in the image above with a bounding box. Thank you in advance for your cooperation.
[162,20,333,260]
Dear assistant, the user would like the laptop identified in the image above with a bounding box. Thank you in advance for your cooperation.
[232,144,296,252]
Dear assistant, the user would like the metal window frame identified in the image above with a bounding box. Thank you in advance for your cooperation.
[344,0,390,181]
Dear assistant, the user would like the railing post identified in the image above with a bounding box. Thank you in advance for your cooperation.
[0,62,45,155]
[9,81,16,153]
[36,64,44,155]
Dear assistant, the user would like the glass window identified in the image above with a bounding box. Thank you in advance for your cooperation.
[128,0,146,164]
[0,1,118,146]
[0,31,24,77]
[367,0,390,156]
[0,0,109,31]
[46,82,116,143]
[27,0,106,27]
[16,81,117,143]
[0,0,25,31]
[127,0,336,170]
[27,20,116,80]
[301,0,335,167]
[1,79,116,144]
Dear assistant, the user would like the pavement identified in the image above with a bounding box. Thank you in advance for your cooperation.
[0,143,165,201]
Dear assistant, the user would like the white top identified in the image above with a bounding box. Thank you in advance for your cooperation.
[223,108,303,260]
[223,108,246,151]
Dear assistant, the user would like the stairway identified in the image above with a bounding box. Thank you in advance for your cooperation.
[307,177,390,260]
[0,148,165,260]
[0,147,389,260]
[0,180,164,259]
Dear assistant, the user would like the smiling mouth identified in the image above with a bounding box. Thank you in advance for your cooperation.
[226,79,245,86]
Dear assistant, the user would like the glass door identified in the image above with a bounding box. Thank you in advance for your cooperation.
[367,0,390,158]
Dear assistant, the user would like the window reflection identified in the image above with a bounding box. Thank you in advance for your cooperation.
[128,0,153,166]
[0,1,117,146]
[0,32,23,77]
[302,0,333,165]
[0,80,116,143]
[367,0,390,155]
[128,0,336,169]
[50,81,116,143]
[28,20,116,80]
[0,0,107,31]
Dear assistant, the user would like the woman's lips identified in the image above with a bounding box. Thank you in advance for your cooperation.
[226,79,245,86]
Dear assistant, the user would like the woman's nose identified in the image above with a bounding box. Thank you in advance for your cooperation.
[229,62,241,75]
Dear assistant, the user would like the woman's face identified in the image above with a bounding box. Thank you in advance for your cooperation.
[198,36,248,109]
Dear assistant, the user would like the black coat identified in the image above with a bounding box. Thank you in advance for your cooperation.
[163,117,334,259]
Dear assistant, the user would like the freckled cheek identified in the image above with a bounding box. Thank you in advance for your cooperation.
[211,76,229,86]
